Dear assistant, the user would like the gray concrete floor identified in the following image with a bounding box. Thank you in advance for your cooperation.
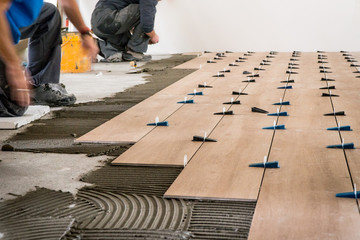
[0,152,107,201]
[0,55,170,201]
[61,56,171,103]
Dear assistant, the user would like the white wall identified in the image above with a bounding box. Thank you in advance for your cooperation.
[44,0,57,5]
[78,0,98,28]
[78,0,360,53]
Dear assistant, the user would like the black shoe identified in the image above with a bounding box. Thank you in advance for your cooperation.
[31,83,76,107]
[123,49,152,62]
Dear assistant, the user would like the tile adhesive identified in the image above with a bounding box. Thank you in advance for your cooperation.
[0,55,256,239]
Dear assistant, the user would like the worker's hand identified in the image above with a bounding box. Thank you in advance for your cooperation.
[81,34,99,61]
[6,64,31,107]
[149,33,159,45]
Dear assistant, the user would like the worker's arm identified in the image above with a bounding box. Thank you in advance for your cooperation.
[59,0,98,58]
[0,0,30,107]
[146,30,159,44]
[139,0,159,45]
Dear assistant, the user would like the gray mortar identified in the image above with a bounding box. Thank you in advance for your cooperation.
[0,187,256,240]
[0,188,74,220]
[0,167,256,240]
[80,165,183,197]
[189,201,256,240]
[76,189,192,230]
[0,53,257,240]
[0,217,75,240]
[2,54,196,156]
[65,229,193,240]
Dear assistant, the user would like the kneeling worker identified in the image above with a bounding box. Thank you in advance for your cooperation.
[91,0,160,62]
[0,0,98,117]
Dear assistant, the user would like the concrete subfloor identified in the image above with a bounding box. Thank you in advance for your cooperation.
[0,55,170,201]
[61,55,169,103]
[0,53,259,240]
[0,152,107,201]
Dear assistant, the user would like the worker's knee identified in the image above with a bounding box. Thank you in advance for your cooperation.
[126,4,140,15]
[92,4,140,37]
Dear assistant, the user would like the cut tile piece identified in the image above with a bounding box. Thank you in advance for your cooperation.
[0,105,50,130]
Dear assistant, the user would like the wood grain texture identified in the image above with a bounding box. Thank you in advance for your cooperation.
[165,53,292,200]
[280,57,336,129]
[111,98,223,166]
[75,94,183,144]
[338,131,360,193]
[111,52,270,165]
[249,52,360,240]
[76,53,252,144]
[325,53,360,129]
[192,53,270,98]
[164,116,274,201]
[326,52,360,203]
[248,129,360,240]
[76,70,220,144]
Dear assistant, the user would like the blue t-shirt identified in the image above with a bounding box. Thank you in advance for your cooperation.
[6,0,44,43]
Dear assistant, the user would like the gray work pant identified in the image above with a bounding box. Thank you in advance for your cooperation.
[0,3,61,117]
[91,4,150,58]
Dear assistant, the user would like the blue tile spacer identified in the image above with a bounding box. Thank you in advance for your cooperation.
[188,92,203,96]
[147,121,169,126]
[249,161,280,168]
[177,99,194,104]
[263,125,286,130]
[327,143,355,149]
[267,112,288,116]
[273,101,290,105]
[326,126,352,131]
[277,86,293,89]
[336,191,359,198]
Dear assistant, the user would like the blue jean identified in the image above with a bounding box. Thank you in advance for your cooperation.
[0,3,61,117]
[91,4,150,58]
[20,2,62,86]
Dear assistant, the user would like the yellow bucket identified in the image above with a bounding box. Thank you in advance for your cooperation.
[61,32,91,73]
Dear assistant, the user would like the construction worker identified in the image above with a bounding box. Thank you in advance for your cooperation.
[91,0,160,62]
[0,0,98,117]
